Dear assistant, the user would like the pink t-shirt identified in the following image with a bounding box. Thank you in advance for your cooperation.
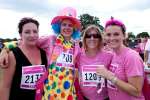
[108,47,145,100]
[78,49,113,100]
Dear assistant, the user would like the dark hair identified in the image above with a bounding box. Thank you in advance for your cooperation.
[18,17,39,34]
[105,17,126,34]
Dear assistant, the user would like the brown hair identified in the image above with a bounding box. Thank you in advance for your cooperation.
[18,17,39,34]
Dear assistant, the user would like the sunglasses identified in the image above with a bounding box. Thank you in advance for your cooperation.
[85,34,101,38]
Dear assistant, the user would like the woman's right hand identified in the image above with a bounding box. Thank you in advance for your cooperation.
[0,48,9,68]
[96,66,114,81]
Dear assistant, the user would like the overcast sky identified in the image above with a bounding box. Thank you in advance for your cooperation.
[0,0,150,39]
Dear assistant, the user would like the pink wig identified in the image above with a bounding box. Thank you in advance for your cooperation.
[105,17,126,33]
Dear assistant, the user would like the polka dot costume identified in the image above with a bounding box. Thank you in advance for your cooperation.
[42,63,77,100]
[42,35,77,100]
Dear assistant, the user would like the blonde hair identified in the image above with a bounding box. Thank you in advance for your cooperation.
[82,24,103,50]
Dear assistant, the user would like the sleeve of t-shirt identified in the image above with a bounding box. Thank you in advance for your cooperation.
[124,50,144,77]
[145,39,150,51]
[37,35,50,49]
[37,35,56,53]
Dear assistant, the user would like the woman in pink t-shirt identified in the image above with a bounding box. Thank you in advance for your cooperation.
[97,17,145,100]
[77,25,113,100]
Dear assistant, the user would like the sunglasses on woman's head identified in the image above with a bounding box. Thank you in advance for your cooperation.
[85,34,101,38]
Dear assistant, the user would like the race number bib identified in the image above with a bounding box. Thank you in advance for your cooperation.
[82,65,105,87]
[20,65,46,90]
[56,52,73,65]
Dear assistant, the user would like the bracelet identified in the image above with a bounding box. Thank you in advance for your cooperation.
[111,76,118,84]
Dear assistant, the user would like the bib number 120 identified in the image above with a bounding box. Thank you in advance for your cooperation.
[84,72,101,81]
[85,73,97,80]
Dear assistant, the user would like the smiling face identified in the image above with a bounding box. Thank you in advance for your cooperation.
[84,27,102,50]
[85,30,100,50]
[20,22,39,46]
[60,19,74,40]
[104,25,125,50]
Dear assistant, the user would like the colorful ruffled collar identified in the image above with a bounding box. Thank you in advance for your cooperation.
[55,34,74,50]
